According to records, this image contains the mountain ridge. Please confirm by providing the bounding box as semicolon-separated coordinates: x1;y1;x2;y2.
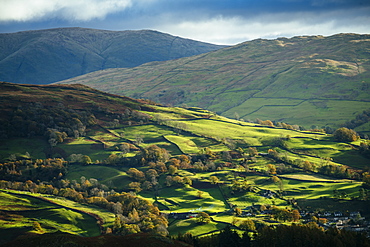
57;33;370;130
0;27;225;84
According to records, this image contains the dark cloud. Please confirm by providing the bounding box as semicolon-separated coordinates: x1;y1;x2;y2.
0;0;369;44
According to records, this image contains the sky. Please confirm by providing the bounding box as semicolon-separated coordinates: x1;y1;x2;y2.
0;0;369;45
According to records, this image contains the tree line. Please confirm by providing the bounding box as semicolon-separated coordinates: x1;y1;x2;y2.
173;223;370;247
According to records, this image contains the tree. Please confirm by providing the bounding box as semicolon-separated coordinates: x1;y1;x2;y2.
106;153;120;165
146;169;158;180
196;212;211;224
302;160;315;172
248;147;258;157
271;175;280;183
168;165;178;175
267;164;277;175
141;181;152;191
196;190;204;198
239;219;256;231
292;209;300;222
121;223;140;235
120;143;130;154
128;182;142;193
234;207;242;216
183;176;192;185
334;127;359;142
165;176;173;187
144;145;170;162
112;202;123;214
127;168;145;181
172;176;183;185
210;176;219;184
32;221;43;232
149;161;167;174
81;155;92;165
218;226;241;247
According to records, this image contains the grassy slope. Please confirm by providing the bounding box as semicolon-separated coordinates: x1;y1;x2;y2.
1;83;369;238
58;33;370;129
0;189;116;244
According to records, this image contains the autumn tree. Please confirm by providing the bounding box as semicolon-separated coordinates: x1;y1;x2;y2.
234;207;242;216
210;176;219;184
334;127;359;142
143;145;170;163
196;212;211;224
146;169;158;180
267;164;277;175
178;154;191;168
120;143;131;154
292;209;300;222
127;168;145;181
248;147;258;157
128;182;142;193
168;165;178;175
196;190;204;198
149;161;167;174
183;176;192;186
32;221;44;232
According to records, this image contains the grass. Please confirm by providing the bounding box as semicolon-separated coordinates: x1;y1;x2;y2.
66;165;130;191
1;190;115;228
234;100;370;130
1;83;369;239
168;218;227;236
0;190;108;243
273;177;361;200
153;185;228;213
0;137;47;162
164;135;199;154
181;118;320;146
58;137;110;161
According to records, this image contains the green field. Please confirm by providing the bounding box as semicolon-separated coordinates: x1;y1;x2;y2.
0;138;47;161
228;99;370;129
0;190;114;244
1;82;369;241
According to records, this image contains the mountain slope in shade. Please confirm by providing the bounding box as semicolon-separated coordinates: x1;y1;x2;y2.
0;27;225;84
3;232;191;247
58;33;370;130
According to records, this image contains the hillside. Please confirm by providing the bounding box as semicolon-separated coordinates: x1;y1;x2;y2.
2;232;190;247
58;33;370;131
0;28;224;84
0;82;370;245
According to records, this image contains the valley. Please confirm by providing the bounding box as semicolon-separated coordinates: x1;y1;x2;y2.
0;82;369;246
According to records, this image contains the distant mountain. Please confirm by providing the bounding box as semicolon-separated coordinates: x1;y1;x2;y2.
58;33;370;130
0;28;225;84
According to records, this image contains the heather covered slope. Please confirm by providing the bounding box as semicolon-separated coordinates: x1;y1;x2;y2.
58;33;370;130
0;28;224;84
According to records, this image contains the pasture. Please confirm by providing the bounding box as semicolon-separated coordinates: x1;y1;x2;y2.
0;190;109;244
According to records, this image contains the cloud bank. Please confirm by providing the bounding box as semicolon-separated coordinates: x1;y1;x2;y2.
0;0;132;22
0;0;369;44
156;8;370;44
